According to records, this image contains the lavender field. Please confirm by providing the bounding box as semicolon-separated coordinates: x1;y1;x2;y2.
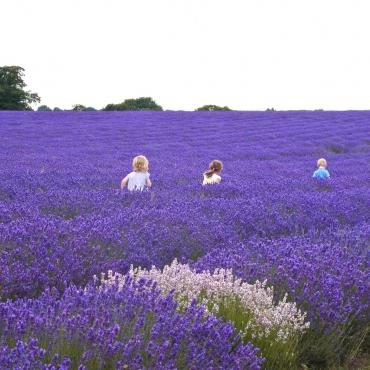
0;111;369;369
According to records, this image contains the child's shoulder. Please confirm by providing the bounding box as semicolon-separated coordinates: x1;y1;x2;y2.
130;171;149;177
313;168;330;178
128;171;135;177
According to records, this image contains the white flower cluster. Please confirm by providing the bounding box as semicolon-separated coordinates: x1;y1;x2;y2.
100;259;309;341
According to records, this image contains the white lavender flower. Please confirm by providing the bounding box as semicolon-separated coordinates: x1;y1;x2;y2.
100;259;309;342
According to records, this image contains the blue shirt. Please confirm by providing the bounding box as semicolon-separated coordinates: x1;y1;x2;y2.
313;167;330;179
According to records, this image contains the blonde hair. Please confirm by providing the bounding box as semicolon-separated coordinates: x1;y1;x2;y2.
132;155;149;172
204;159;223;178
317;158;327;168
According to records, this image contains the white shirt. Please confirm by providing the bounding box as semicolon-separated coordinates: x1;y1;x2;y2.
203;173;221;185
127;171;150;191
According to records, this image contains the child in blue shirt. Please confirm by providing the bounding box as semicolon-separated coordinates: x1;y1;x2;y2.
313;158;330;179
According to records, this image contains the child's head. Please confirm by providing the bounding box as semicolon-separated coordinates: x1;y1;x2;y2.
209;160;223;172
317;158;327;168
132;155;149;172
205;159;223;177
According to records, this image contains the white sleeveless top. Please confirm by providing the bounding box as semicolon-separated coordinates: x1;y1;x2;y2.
203;173;221;185
127;171;150;191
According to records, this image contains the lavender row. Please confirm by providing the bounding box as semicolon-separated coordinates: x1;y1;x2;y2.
0;111;369;368
0;279;263;369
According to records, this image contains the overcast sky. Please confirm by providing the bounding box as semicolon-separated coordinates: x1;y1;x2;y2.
2;0;370;110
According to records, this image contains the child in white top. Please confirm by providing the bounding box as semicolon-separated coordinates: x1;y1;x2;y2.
121;155;152;191
202;160;223;185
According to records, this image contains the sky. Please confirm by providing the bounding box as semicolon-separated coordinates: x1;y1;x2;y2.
2;0;370;110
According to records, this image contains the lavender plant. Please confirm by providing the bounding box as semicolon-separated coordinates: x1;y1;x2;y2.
101;260;309;369
0;110;369;368
0;280;263;369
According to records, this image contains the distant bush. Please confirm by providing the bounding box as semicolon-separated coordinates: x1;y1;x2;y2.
103;97;163;111
53;107;63;111
72;104;87;111
37;105;52;111
196;105;231;111
266;107;276;112
71;105;97;112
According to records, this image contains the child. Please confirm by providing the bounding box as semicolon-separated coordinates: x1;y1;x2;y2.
313;158;330;180
203;160;223;185
121;155;152;191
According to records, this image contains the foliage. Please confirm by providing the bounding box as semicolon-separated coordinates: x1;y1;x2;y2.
37;105;52;111
103;97;163;111
72;104;87;111
0;66;40;110
71;105;98;112
196;104;231;111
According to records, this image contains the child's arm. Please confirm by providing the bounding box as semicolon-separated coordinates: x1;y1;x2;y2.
120;175;129;189
146;177;152;188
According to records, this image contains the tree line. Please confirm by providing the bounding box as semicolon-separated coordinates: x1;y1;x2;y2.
1;65;273;112
38;102;232;112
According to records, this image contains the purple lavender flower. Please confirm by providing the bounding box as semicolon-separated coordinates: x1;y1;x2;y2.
0;281;264;369
0;110;369;367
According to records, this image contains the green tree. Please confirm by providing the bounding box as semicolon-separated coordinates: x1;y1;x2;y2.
72;104;87;111
71;104;96;111
37;105;52;111
0;66;40;110
53;107;63;111
195;105;231;111
103;97;162;111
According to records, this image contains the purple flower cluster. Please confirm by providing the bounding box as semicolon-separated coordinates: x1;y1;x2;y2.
0;338;71;369
0;280;263;369
0;111;369;366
